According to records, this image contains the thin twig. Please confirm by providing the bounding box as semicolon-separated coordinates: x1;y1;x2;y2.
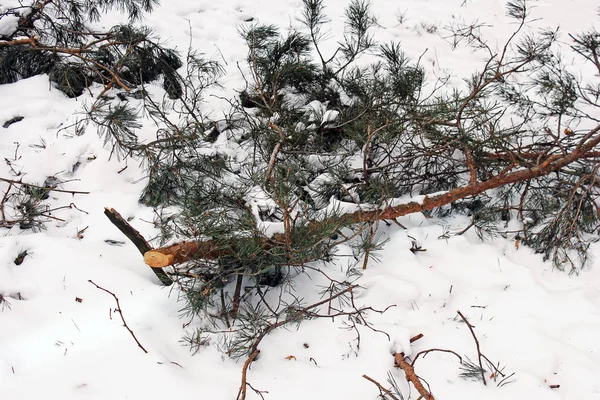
363;374;401;400
88;280;148;353
411;348;463;367
456;310;486;385
0;177;89;195
231;274;244;320
235;285;359;400
246;382;267;400
248;285;357;355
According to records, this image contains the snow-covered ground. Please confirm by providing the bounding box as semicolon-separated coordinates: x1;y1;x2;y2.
1;0;600;399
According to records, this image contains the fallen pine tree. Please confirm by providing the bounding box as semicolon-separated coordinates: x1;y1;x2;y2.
93;0;600;369
95;1;600;397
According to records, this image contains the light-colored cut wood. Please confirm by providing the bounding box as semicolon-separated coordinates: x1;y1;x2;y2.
144;251;175;268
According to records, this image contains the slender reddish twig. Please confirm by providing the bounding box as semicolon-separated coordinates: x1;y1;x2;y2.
236;350;260;400
410;333;424;343
235;285;359;400
88;280;148;354
363;374;401;400
456;310;486;385
411;348;463;367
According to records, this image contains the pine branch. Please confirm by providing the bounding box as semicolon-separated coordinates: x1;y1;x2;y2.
142;123;600;267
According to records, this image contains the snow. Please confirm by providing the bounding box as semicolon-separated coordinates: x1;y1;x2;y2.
1;0;600;399
303;100;340;126
0;14;17;37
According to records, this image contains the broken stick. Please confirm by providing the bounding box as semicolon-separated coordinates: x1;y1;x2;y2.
104;207;173;286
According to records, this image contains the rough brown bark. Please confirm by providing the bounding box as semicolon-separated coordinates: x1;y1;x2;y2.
394;353;435;400
142;124;600;267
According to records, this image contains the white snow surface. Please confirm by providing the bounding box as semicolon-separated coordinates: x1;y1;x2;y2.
0;14;17;36
1;1;600;399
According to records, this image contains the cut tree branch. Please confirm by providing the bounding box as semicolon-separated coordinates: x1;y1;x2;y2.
362;374;401;400
104;207;173;286
142;124;600;267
